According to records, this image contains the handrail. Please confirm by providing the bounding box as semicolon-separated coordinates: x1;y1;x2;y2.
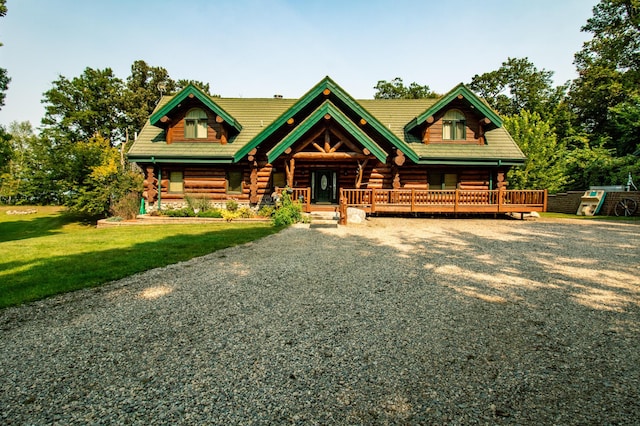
340;188;547;214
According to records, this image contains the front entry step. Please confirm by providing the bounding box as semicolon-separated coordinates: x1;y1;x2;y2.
309;211;339;228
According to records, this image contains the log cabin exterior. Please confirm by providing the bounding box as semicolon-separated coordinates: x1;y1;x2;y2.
127;77;546;217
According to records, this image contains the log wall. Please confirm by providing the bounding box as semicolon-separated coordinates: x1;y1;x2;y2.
423;100;484;145
146;163;505;205
167;110;226;144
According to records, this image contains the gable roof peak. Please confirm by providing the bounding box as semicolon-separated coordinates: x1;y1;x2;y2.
404;83;502;134
149;83;242;132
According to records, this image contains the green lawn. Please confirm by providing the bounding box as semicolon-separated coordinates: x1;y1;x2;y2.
540;212;640;220
0;206;282;308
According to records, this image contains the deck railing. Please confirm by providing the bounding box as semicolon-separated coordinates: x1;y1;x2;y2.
340;188;547;217
277;187;311;212
282;187;547;219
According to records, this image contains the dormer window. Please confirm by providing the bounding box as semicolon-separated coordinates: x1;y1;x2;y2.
184;108;208;139
442;109;466;140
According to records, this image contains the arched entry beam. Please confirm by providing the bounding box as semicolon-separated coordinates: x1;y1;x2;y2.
266;100;388;164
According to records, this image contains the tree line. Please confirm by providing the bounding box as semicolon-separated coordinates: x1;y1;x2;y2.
0;0;638;216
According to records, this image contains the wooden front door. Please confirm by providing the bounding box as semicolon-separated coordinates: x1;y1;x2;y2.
314;170;337;203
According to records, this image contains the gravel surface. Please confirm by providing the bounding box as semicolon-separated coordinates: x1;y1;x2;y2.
1;218;639;425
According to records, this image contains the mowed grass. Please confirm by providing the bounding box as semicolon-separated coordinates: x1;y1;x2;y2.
540;212;640;220
0;206;281;308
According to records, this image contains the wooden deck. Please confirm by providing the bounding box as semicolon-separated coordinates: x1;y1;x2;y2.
286;187;547;222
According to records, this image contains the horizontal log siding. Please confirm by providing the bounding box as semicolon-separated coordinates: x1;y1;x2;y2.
152;163;499;205
168;110;225;143
424;100;483;145
400;167;428;189
458;169;491;190
159;167;249;201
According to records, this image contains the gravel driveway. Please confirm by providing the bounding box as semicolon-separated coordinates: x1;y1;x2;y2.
1;218;639;425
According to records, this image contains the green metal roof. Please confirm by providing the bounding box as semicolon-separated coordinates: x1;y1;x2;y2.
266;100;388;163
128;77;525;165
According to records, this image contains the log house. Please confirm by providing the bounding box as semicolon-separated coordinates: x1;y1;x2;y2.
129;77;545;216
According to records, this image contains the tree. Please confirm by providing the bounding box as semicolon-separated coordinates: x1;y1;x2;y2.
504;110;568;193
569;0;640;155
0;125;11;174
0;122;62;205
174;79;211;95
122;62;214;138
469;57;566;119
62;134;142;217
41;67;126;146
373;77;438;99
0;0;10;110
123;60;176;136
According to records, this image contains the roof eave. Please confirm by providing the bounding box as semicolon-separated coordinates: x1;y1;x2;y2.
126;154;235;164
416;158;525;166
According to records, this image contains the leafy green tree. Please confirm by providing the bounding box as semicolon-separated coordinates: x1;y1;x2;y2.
122;61;216;138
609;93;640;154
373;77;438;99
569;0;640;155
0;122;31;203
0;125;11;175
174;79;212;95
1;122;62;205
123;60;176;136
470;57;566;119
504;110;568;193
64;134;142;217
0;0;10;110
41;67;126;145
564;145;626;190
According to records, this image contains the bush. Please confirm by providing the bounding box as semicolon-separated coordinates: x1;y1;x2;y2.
162;208;194;217
185;194;212;212
196;209;223;218
237;207;255;218
109;192;141;220
226;199;238;212
271;191;302;226
221;210;239;222
257;206;275;217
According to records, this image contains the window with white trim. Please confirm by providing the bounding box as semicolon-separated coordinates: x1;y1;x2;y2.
442;109;466;140
184;108;208;139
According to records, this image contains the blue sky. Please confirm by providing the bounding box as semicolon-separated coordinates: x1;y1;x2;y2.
0;0;598;129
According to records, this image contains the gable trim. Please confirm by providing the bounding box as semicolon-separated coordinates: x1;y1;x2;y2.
150;84;242;132
266;100;388;163
405;83;502;134
234;76;419;163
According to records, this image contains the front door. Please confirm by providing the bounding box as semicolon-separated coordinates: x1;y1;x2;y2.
314;170;337;203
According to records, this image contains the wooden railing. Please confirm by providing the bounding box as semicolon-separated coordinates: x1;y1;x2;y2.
277;187;311;212
278;187;547;220
340;188;547;218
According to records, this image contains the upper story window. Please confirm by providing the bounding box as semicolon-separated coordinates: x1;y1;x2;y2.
184;108;208;139
442;109;466;140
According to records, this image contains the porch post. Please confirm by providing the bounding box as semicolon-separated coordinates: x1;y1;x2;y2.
285;158;295;188
371;189;376;213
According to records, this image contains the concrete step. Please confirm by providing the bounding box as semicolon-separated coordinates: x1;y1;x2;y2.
309;211;339;228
